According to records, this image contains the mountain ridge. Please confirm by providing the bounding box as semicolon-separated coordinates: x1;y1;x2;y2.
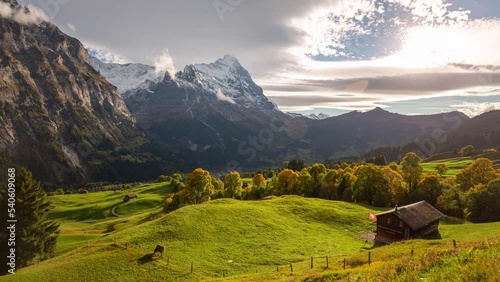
0;15;177;184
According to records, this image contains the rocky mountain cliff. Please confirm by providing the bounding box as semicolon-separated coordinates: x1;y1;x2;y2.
0;5;170;184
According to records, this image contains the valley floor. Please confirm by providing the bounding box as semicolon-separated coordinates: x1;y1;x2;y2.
2;182;499;281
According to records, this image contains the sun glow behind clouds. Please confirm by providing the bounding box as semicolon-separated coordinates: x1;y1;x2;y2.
386;20;500;68
263;0;500;115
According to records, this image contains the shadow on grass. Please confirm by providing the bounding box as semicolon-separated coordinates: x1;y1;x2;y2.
137;254;154;264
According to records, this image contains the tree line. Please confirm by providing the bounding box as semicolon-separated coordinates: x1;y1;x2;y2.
162;151;500;223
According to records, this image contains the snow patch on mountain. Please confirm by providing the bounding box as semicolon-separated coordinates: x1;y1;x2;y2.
286;112;332;120
89;56;163;94
215;88;235;104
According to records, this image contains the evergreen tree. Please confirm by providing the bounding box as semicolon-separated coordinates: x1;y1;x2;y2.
11;168;59;269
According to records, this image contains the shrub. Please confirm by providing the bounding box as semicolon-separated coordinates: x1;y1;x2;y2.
156;175;171;183
78;188;89;194
54;188;64;195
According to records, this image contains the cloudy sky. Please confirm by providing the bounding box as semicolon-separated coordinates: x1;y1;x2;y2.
16;0;500;116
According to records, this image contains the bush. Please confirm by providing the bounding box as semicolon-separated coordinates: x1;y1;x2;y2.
164;192;182;212
156;175;171;183
78;188;89;194
54;188;65;195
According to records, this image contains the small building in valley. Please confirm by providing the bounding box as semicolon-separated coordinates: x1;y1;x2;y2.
374;201;444;245
123;193;137;202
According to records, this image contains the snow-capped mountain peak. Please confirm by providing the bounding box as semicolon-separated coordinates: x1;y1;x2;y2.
89;56;163;94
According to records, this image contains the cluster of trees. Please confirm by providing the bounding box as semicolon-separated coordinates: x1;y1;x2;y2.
162;151;500;223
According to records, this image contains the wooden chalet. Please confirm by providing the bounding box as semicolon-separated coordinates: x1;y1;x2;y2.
374;201;444;245
123;193;137;202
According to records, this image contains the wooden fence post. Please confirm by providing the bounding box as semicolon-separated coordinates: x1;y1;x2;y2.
290;262;293;272
368;252;371;265
411;250;414;255
311;257;314;269
453;239;457;249
326;256;329;269
191;262;193;274
343;258;346;270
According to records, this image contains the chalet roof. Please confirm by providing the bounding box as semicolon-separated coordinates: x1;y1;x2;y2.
376;201;445;230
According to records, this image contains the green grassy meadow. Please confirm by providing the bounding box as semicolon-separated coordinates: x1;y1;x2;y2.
2;176;499;281
421;152;500;177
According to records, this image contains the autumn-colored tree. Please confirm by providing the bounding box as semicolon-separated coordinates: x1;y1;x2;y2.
436;185;461;217
339;171;357;201
401;152;423;192
463;179;500;222
383;167;407;205
249;173;268;199
181;168;214;204
295;169;313;196
388;162;400;174
211;178;225;199
434;163;449;177
224;171;243;199
306;163;327;197
252;174;266;188
352;164;391;207
456;158;496;191
275;169;299;195
266;175;279;195
171;173;184;192
408;173;443;205
459;145;475;156
287;159;306;171
320;169;340;200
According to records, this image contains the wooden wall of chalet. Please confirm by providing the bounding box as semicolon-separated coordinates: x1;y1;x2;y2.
376;214;411;244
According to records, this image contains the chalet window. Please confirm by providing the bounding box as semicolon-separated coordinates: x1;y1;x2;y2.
399;220;404;227
386;217;392;224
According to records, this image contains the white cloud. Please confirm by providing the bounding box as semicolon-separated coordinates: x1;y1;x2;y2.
256;0;500;114
215;88;235;104
154;49;177;77
0;3;49;25
452;102;500;117
67;23;76;32
86;46;129;64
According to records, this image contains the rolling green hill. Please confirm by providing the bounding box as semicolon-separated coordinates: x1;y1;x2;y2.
421;152;500;177
4;195;384;281
3;184;499;281
47;182;173;256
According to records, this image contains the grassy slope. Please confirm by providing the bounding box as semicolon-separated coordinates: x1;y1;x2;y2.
5;196;384;281
3;183;499;281
421;152;500;177
48;182;172;256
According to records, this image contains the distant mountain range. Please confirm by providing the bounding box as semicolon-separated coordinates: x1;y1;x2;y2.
1;4;499;184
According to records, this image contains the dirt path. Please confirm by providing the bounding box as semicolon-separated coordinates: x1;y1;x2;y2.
111;206;122;217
